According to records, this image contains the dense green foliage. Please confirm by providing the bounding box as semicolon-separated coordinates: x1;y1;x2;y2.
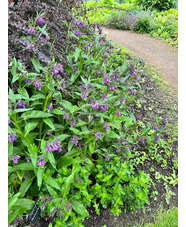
135;0;178;11
84;1;178;48
8;0;178;226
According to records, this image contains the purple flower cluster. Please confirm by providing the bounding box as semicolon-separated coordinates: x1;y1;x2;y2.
37;17;44;24
53;64;64;75
105;156;111;162
33;78;42;89
81;91;88;99
103;122;110;131
162;118;168;127
8;133;17;142
28;28;35;34
116;111;121;116
17;100;26;109
63;113;70;120
109;84;117;91
70;119;76;128
103;75;110;83
47;131;53;137
43;34;50;41
116;147;121;153
120;98;126;105
154;135;160;143
8;119;11;126
71;135;81;146
94;131;102;141
9;155;20;164
46;139;62;153
38;156;46;166
101;92;107;100
47;103;53;110
74;20;86;28
75;31;81;37
25;79;31;84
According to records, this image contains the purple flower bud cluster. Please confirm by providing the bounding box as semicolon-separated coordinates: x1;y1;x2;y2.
8;119;11;126
70;119;76;128
33;78;42;89
154;135;160;143
103;122;110;131
100;105;108;111
25;79;31;84
101;92;107;100
103;75;110;83
47;131;53;137
9;155;21;164
47;103;53;110
71;135;81;146
43;34;50;41
38;156;46;166
94;131;102;141
63;113;70;120
162;118;168;127
109;84;117;91
81;91;89;99
46;139;62;153
17;100;26;109
28;28;35;34
120;98;126;105
26;157;31;163
116;147;121;153
116;111;121;116
37;17;44;24
8;133;17;142
53;64;64;75
105;156;111;162
74;20;86;28
75;31;81;37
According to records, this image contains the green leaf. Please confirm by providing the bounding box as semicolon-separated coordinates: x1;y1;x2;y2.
57;156;74;168
9;88;15;102
31;58;42;73
46;185;58;198
41;139;47;155
64;148;81;158
36;24;49;37
70;127;81;135
8;192;21;211
13;198;35;211
17;88;29;100
54;134;70;142
47;152;56;169
69;199;89;217
43;118;55;130
19;177;34;197
8;209;20;224
14;108;34;113
37;167;43;189
107;131;120;139
28;145;38;167
8;142;13;157
43;173;60;190
25;121;39;136
29;94;45;101
140;123;152;136
21;110;52;119
12;74;20;83
9;163;35;173
62;173;74;197
61;100;72;110
53;109;65;115
71;74;79;84
74;48;81;61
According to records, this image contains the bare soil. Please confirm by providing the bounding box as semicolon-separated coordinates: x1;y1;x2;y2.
102;27;178;97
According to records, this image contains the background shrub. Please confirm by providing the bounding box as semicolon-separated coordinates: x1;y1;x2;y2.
134;0;178;11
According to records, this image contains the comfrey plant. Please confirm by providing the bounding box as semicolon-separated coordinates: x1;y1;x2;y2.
8;11;166;226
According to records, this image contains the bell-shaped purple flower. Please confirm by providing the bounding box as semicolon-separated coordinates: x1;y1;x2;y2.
37;17;44;24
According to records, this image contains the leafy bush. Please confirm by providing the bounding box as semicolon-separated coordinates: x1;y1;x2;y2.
134;0;178;11
135;11;152;33
8;1;169;226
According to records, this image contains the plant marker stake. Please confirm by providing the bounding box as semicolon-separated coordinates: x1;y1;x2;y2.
26;199;41;225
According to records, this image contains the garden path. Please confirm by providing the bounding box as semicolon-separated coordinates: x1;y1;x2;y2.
102;27;178;97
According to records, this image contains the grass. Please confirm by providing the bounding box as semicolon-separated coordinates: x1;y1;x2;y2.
143;206;178;227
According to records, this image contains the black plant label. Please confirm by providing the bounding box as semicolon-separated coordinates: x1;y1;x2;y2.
27;200;41;225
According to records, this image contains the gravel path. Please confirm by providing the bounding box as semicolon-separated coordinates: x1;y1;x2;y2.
102;27;178;96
